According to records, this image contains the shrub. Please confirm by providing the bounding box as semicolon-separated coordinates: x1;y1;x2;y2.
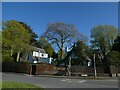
2;55;14;63
107;51;120;66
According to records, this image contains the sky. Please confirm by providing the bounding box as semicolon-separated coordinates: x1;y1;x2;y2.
2;2;118;40
2;0;120;2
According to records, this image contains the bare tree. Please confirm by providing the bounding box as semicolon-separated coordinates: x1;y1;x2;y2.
44;22;87;60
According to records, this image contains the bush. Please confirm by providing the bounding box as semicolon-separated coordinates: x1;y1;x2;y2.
107;51;120;66
2;55;14;63
53;59;62;66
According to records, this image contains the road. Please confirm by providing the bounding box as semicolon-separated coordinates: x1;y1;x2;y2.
2;72;119;89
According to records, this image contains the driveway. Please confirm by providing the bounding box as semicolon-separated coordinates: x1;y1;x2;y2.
2;72;119;89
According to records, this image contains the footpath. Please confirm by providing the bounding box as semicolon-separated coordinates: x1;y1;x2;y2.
2;72;119;80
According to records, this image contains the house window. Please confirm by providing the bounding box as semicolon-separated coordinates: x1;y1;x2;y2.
42;54;44;57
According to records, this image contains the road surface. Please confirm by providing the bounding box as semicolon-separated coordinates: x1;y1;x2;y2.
2;72;119;88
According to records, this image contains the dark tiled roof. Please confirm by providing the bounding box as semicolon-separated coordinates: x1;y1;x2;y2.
33;46;46;53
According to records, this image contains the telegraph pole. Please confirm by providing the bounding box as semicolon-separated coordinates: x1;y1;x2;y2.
93;54;97;78
68;56;71;76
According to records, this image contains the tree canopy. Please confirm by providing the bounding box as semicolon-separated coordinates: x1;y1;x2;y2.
71;40;92;65
107;51;120;66
90;25;118;61
2;20;32;62
2;20;119;66
18;22;39;46
112;36;120;52
38;36;54;57
44;22;87;60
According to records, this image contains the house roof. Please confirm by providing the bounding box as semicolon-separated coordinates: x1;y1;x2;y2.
33;46;46;53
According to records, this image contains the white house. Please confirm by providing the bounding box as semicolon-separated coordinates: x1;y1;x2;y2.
25;47;52;64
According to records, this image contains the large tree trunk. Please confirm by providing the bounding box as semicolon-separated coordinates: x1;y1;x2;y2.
60;49;63;60
60;39;64;60
16;51;20;62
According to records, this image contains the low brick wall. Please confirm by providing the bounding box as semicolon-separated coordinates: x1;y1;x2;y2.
2;62;120;77
35;64;56;75
2;62;57;75
17;63;30;74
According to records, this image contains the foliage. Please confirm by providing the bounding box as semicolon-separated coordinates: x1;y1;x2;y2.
19;22;39;46
2;54;14;63
63;40;92;66
53;59;62;66
112;36;120;52
38;36;54;57
2;20;32;62
107;36;120;66
52;51;58;59
57;50;65;59
74;40;90;57
72;40;92;65
0;31;2;63
90;25;118;65
106;51;120;66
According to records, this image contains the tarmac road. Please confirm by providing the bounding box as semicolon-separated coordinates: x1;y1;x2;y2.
2;72;119;89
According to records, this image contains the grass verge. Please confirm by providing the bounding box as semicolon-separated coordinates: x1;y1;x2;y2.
1;81;44;90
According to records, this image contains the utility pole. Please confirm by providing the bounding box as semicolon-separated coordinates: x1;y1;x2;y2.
68;56;71;76
93;54;97;78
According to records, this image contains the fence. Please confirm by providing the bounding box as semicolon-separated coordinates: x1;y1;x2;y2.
2;62;30;74
2;62;120;77
2;62;57;75
71;65;120;77
71;65;111;76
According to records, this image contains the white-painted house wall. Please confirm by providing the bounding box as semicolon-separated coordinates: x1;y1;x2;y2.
25;47;53;64
33;51;48;58
32;51;53;64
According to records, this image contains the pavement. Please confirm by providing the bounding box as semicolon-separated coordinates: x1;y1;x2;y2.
2;72;119;89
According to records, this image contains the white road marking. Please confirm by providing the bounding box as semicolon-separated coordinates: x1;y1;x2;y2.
67;81;72;82
61;79;66;82
61;79;86;83
78;80;86;83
